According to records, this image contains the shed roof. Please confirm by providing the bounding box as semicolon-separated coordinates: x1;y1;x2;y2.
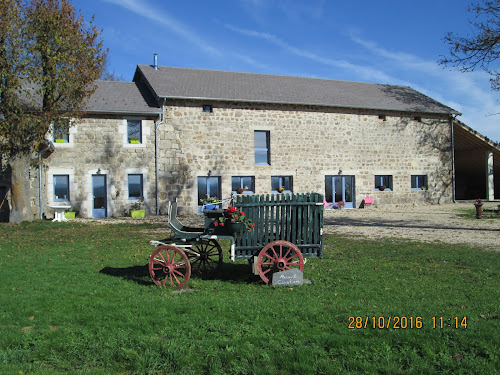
85;80;160;115
135;64;460;115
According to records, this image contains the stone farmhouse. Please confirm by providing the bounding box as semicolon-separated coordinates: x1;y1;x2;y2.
1;60;498;220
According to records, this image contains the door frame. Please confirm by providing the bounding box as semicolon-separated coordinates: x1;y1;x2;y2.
326;175;355;209
92;174;107;218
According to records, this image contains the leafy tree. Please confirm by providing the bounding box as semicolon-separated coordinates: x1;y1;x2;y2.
440;0;500;91
0;0;106;222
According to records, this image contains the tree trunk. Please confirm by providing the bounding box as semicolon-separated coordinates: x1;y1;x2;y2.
9;153;34;223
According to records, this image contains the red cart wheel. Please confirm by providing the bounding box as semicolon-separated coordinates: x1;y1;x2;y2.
149;245;191;288
257;240;304;284
186;240;223;278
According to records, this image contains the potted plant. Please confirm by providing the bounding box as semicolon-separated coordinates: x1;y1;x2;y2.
200;196;219;209
129;136;140;144
278;187;285;193
213;206;255;234
236;188;245;194
378;185;386;191
474;198;483;219
130;197;145;217
337;200;345;209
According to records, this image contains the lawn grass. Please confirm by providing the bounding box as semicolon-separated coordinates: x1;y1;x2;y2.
0;221;498;374
458;207;500;220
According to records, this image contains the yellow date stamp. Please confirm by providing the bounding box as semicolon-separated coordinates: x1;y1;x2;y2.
348;316;467;329
348;316;423;329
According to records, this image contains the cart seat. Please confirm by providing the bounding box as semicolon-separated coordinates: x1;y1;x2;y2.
168;201;204;237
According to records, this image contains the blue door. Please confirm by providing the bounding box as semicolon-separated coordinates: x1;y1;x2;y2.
92;175;107;218
326;175;355;208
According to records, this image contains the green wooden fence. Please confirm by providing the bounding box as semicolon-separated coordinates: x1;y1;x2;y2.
232;193;324;260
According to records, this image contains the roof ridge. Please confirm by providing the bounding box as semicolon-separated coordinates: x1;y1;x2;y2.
136;64;404;87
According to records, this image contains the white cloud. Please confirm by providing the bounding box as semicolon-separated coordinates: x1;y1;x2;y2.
225;24;397;83
102;0;220;56
349;34;500;141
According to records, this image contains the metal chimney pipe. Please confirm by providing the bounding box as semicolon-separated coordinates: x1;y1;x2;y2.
153;53;158;70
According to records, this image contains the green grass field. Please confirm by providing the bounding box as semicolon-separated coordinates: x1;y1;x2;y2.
0;220;498;374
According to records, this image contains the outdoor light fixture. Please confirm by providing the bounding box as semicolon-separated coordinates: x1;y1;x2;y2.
207;170;212;177
338;169;343;175
96;168;102;175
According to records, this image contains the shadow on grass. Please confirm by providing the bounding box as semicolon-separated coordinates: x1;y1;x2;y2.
100;264;153;286
99;261;262;286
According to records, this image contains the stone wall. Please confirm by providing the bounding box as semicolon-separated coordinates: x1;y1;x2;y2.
36;101;453;218
159;101;453;214
41;115;157;218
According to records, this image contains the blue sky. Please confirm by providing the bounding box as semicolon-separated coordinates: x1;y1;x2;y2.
72;0;500;141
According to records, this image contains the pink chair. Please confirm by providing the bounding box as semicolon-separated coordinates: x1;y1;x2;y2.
361;197;373;208
323;198;335;209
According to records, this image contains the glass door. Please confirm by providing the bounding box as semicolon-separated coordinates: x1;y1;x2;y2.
325;175;355;208
92;175;107;218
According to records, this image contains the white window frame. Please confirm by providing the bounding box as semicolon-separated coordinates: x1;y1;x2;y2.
124;168;149;202
47;168;76;205
50;119;77;148
120;118;148;148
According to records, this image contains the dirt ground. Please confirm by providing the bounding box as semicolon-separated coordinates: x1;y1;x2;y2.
323;202;499;251
78;202;499;252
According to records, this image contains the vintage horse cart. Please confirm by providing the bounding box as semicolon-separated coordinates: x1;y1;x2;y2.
148;193;324;288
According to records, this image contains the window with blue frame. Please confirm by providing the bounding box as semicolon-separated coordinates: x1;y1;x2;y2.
271;176;293;193
127;120;142;144
232;176;255;194
53;175;70;201
197;176;221;205
254;131;270;165
53;119;69;143
202;105;213;113
411;175;428;190
375;175;393;191
128;174;143;198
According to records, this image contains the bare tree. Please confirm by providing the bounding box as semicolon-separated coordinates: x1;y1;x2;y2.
440;0;500;91
100;54;126;81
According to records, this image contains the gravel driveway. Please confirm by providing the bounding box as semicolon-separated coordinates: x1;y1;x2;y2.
323;202;499;251
81;202;499;251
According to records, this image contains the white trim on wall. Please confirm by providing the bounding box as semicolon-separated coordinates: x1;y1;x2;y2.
119;118;150;148
46;168;76;205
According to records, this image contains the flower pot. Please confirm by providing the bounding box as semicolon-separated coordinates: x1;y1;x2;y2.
131;210;145;218
55;139;65;143
64;211;76;219
204;204;216;210
227;221;247;234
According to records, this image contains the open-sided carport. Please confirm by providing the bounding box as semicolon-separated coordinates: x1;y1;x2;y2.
454;120;500;201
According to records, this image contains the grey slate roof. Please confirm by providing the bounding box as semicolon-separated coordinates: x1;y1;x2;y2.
85;80;160;115
135;64;459;115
